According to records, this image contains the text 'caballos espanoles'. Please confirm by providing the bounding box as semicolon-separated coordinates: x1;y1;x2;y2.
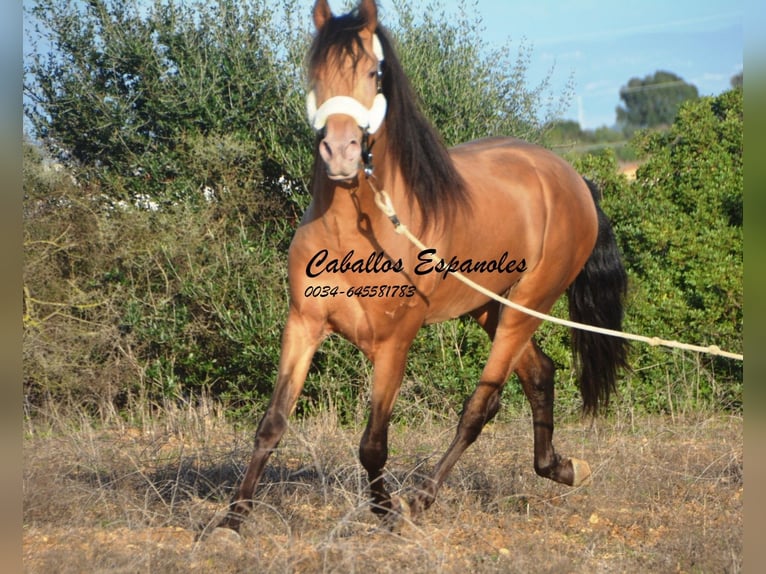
305;249;526;280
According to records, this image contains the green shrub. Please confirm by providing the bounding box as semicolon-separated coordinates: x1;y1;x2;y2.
24;145;276;413
23;0;742;421
574;89;743;413
25;0;312;211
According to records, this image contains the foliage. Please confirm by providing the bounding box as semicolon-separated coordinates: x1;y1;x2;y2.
23;0;742;421
23;136;291;415
616;70;699;135
24;0;312;210
575;88;743;412
542;119;636;162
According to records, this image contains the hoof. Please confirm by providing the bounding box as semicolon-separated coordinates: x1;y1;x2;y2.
570;457;592;487
380;495;411;534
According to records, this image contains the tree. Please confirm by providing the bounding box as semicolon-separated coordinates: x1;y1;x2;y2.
542;119;584;148
390;0;573;146
24;0;312;211
616;70;698;135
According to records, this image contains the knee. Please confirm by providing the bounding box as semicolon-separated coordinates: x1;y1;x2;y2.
484;391;502;423
458;400;489;443
461;386;502;432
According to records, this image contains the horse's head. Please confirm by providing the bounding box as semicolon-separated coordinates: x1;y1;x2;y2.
307;0;386;181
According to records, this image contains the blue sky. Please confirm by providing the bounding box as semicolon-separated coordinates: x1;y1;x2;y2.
368;0;744;129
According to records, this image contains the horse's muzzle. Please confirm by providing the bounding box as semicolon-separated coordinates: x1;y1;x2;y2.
318;119;364;180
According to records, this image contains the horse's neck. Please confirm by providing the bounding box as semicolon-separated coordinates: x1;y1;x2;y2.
311;177;381;230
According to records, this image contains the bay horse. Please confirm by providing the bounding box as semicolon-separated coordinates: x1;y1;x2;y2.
217;0;628;533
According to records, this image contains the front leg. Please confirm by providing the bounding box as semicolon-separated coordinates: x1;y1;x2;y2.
217;309;325;533
358;340;412;519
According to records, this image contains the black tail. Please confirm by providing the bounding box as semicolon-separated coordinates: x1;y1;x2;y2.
567;179;629;414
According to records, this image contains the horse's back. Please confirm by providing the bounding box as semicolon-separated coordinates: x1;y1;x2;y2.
449;135;596;236
450;136;584;189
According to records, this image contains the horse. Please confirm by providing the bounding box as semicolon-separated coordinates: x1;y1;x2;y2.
216;0;628;534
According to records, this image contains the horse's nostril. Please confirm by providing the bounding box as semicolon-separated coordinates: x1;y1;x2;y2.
320;139;334;160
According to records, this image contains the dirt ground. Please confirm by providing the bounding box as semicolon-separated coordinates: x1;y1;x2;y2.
23;407;742;573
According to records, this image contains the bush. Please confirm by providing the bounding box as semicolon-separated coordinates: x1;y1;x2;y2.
23;0;741;421
25;0;312;211
23;137;291;415
574;89;743;413
24;0;574;420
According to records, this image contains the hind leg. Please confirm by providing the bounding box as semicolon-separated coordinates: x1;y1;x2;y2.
515;340;591;487
408;303;542;516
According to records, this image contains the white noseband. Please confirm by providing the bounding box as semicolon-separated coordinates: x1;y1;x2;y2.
306;34;387;134
306;92;387;134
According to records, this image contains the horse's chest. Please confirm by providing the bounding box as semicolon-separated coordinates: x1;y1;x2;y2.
328;293;420;354
289;241;423;355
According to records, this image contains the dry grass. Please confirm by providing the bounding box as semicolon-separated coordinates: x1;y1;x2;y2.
23;401;742;573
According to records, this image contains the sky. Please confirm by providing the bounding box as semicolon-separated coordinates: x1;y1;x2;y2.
368;0;745;129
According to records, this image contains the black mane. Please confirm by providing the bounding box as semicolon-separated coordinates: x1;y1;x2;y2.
308;12;471;229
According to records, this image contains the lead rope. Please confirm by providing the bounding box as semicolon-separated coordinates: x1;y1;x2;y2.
367;177;743;361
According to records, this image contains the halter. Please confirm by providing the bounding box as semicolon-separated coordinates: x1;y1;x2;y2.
306;34;387;136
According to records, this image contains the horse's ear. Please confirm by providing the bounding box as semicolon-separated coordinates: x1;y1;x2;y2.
358;0;378;32
313;0;332;30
